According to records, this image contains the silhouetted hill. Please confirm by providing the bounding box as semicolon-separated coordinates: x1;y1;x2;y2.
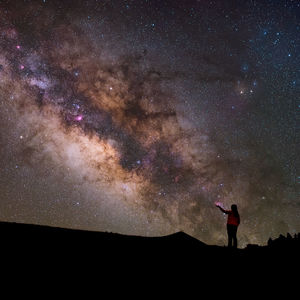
0;221;299;274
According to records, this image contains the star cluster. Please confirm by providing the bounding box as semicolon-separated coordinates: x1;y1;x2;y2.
0;0;298;247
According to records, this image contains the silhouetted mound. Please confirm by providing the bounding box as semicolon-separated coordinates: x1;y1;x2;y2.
0;221;299;271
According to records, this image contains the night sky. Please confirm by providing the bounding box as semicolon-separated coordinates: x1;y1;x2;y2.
0;0;299;247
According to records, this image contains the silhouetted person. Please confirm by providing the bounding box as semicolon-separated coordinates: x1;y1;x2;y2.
216;203;240;248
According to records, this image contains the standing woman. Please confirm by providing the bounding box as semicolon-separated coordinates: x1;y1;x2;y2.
216;203;240;248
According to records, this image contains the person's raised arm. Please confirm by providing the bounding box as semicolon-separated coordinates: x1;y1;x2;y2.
215;203;228;214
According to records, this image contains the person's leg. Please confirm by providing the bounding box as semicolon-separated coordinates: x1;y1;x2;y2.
232;226;238;248
227;224;232;247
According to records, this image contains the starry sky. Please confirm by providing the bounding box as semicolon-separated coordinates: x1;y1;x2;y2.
0;0;299;247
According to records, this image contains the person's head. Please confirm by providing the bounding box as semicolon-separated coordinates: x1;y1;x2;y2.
231;204;239;216
231;204;238;211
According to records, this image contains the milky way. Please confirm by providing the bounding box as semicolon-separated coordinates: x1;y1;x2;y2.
0;0;299;247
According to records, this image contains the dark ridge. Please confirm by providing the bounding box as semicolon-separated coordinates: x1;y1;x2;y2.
0;221;299;274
